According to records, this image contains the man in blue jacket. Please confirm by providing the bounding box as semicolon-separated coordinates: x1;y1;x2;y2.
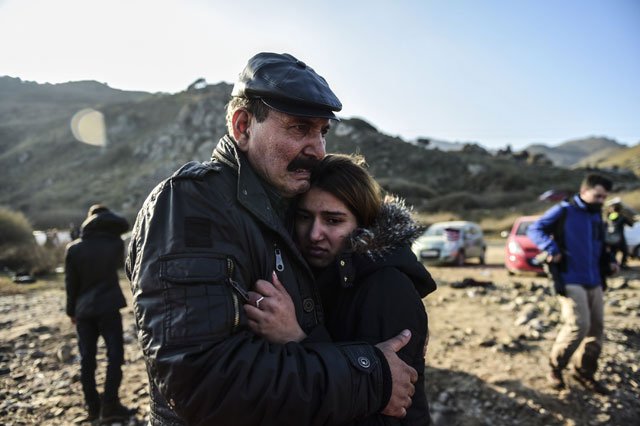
527;174;618;394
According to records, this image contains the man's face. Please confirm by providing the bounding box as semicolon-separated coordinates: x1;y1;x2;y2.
238;110;330;197
580;184;609;205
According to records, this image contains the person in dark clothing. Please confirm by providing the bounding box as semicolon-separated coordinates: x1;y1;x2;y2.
245;154;437;425
126;53;417;426
65;204;133;422
606;204;633;268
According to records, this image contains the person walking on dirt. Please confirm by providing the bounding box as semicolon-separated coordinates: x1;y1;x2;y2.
527;174;618;394
605;204;632;268
65;204;134;422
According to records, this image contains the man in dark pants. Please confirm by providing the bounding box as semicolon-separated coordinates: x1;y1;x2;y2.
127;52;417;426
65;204;134;422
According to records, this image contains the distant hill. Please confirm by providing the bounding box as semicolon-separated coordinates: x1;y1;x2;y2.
1;76;638;228
411;137;470;151
579;143;640;177
523;136;627;168
0;76;152;154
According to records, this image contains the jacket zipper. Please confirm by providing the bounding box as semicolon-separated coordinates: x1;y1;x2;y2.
274;246;284;272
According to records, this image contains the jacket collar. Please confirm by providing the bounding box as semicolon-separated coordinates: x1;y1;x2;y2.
573;193;587;210
335;196;425;288
212;135;311;273
348;196;424;258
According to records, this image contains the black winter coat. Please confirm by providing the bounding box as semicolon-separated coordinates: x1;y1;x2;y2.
65;211;129;318
318;198;437;426
126;136;390;426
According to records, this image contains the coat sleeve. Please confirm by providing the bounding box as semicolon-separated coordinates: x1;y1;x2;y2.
353;268;429;425
526;204;565;255
64;246;79;317
355;268;427;371
126;177;386;426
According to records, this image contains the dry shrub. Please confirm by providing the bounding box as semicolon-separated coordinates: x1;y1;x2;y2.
378;178;437;200
0;206;34;246
0;206;62;275
415;211;462;226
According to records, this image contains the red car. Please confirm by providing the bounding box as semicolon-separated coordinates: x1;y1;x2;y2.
505;215;544;275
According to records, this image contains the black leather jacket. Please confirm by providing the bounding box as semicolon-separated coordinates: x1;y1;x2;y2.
126;136;389;426
65;211;129;318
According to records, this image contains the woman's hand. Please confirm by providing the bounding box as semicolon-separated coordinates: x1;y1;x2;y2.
244;271;307;344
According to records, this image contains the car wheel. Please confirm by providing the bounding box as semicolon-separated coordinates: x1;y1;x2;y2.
479;248;486;265
455;251;465;266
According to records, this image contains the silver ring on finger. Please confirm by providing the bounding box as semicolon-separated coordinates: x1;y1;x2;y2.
256;296;265;309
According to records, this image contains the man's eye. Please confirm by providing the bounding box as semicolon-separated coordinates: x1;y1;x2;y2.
292;125;308;133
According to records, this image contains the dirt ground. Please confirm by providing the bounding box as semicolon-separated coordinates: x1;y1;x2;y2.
0;241;638;425
424;241;640;426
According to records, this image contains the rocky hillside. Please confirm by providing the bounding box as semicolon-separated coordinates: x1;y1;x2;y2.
577;143;640;176
1;78;638;229
523;137;628;168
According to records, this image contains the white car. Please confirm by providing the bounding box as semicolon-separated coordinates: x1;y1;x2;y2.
412;221;486;266
625;222;640;258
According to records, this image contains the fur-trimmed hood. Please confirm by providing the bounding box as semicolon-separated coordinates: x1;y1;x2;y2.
328;196;436;298
348;195;424;259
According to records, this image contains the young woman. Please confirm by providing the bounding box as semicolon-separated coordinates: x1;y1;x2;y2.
244;154;436;425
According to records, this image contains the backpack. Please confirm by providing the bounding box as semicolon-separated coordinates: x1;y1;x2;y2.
604;226;621;246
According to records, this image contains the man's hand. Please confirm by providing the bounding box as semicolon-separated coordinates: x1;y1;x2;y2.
547;252;562;263
609;262;620;276
376;330;417;418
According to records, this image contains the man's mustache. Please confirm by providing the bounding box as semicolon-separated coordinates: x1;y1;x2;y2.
287;156;319;172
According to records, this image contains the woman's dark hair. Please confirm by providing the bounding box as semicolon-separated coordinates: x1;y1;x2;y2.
309;154;382;227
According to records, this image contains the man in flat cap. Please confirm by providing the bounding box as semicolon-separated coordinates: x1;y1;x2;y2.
127;52;418;426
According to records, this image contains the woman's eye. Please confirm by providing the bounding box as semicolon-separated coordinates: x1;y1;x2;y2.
327;218;344;225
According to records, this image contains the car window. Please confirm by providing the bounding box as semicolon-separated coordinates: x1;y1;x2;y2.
516;221;533;236
425;224;454;236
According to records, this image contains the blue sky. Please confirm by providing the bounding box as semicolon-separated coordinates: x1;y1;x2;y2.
1;0;638;149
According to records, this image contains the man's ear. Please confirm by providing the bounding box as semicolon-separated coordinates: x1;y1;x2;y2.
232;109;251;152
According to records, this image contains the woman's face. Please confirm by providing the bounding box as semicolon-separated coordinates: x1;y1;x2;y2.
295;187;358;268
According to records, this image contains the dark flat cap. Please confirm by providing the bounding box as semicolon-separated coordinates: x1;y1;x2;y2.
232;52;342;120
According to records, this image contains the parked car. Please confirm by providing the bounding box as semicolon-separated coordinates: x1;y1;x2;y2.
412;221;486;266
505;215;544;275
538;190;569;202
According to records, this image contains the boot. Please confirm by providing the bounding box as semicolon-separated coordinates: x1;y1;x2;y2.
100;401;135;423
572;368;610;395
87;400;101;422
548;366;565;390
